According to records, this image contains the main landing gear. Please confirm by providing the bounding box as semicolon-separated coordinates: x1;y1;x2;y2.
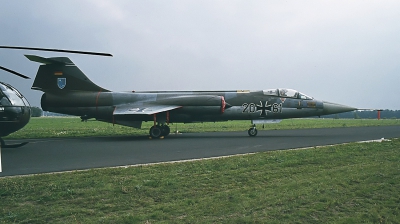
149;112;171;139
149;125;170;139
248;125;258;137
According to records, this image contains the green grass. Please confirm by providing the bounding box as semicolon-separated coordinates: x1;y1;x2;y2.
1;138;399;223
5;117;400;139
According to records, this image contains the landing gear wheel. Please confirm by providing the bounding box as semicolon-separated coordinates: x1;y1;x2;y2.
248;128;258;137
162;125;170;136
149;126;163;138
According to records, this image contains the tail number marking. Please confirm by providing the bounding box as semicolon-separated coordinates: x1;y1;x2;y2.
242;101;282;115
271;103;283;113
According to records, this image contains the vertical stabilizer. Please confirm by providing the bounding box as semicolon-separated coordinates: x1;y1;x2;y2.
27;55;109;93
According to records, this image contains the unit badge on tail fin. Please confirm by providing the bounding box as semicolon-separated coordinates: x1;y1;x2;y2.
57;78;66;89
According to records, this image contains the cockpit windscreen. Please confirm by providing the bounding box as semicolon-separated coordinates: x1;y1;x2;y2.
263;88;314;99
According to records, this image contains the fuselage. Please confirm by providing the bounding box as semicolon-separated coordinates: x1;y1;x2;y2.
40;88;355;128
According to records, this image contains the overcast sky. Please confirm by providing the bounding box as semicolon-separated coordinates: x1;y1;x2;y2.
1;0;399;110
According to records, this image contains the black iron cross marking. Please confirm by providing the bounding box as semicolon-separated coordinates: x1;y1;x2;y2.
256;101;272;117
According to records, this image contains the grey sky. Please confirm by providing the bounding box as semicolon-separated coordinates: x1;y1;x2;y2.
1;0;399;110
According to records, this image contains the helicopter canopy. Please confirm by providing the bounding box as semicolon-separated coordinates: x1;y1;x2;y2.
0;82;29;106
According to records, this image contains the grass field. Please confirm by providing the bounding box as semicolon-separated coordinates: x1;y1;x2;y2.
0;138;399;223
5;117;400;139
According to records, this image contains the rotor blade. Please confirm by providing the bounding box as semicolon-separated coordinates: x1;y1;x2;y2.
0;65;30;79
0;46;113;57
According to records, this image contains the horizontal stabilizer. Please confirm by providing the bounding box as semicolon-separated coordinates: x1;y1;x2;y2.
25;55;74;65
114;104;182;115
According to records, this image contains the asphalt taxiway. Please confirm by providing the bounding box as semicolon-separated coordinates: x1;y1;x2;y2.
1;126;399;177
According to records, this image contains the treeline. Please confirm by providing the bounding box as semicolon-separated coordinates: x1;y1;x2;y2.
31;107;42;117
31;107;71;117
321;110;400;119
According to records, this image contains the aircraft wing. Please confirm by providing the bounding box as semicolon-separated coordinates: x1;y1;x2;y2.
113;104;182;115
113;95;225;116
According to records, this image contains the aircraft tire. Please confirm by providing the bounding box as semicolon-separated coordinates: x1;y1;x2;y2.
149;126;163;138
248;128;258;137
162;125;170;136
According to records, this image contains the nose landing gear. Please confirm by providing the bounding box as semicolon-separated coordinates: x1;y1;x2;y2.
248;125;258;137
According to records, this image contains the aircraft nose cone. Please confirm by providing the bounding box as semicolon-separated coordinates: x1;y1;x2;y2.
322;101;357;115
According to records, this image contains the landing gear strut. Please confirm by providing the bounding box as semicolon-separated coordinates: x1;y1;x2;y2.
149;125;170;139
248;125;258;137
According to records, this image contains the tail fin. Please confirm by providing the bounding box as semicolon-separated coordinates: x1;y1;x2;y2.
27;55;109;93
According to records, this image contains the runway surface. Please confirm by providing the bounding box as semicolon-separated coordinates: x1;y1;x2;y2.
1;126;399;177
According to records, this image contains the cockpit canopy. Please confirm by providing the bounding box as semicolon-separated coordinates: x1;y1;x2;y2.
263;88;313;100
0;82;29;106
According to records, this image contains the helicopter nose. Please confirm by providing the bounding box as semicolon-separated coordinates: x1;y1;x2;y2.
322;101;357;115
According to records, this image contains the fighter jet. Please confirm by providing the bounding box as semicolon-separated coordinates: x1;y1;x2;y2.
25;54;356;138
